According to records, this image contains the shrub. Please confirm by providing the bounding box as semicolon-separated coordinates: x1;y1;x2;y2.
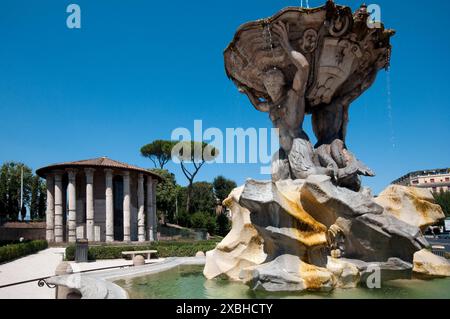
177;210;192;228
191;212;217;235
65;240;220;261
190;212;207;229
216;213;231;237
0;240;48;263
0;240;29;247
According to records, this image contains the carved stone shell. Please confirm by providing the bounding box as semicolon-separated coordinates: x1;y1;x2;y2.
224;2;395;113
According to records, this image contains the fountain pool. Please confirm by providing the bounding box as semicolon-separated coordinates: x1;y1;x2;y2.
116;265;450;299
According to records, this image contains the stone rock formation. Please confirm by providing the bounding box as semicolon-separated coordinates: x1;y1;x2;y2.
334;214;429;263
413;249;450;277
374;185;445;231
204;177;448;292
326;257;360;288
204;187;267;281
326;257;414;288
241;254;335;292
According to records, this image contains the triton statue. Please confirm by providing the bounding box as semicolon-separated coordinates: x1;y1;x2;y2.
224;1;394;191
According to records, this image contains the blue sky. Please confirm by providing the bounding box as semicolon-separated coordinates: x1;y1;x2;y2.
0;0;449;195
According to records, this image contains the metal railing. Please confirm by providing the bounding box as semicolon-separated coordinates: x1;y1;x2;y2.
431;246;446;258
0;263;138;290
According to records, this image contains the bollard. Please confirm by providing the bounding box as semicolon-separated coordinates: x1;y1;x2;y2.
54;262;73;299
195;251;205;258
133;255;145;266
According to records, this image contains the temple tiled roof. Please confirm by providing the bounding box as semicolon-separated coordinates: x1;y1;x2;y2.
36;157;162;181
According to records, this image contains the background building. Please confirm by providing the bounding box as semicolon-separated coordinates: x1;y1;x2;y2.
36;157;161;244
392;168;450;193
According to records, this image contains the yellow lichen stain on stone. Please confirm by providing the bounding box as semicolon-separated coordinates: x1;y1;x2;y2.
299;187;338;228
304;276;324;290
376;185;445;229
411;196;439;218
292;229;327;247
388;195;402;205
279;190;328;233
223;197;233;208
380;203;401;214
299;262;332;290
243;224;256;231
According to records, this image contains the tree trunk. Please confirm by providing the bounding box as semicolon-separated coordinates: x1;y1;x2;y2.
186;181;193;213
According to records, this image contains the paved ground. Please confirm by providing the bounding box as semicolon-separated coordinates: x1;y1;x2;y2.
0;248;160;299
0;248;66;299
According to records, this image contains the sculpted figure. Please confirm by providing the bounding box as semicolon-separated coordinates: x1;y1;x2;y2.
225;3;394;191
241;22;332;180
311;69;378;190
241;22;309;153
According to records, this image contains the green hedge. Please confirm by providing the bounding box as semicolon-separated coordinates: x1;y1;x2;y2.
0;240;26;247
65;240;220;261
0;240;48;264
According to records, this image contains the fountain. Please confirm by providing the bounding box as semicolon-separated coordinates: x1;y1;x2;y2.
204;1;450;293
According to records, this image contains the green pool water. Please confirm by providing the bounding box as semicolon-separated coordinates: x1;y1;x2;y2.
116;265;450;299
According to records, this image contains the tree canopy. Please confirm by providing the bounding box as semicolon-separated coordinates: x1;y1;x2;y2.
141;140;177;169
0;162;34;221
213;176;237;203
149;168;179;223
171;141;219;212
434;190;450;218
29;175;46;221
140;141;234;236
184;182;216;214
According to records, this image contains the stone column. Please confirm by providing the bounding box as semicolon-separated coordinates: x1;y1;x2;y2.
146;176;154;242
137;174;145;242
105;169;114;242
85;168;95;242
54;172;64;243
45;174;55;243
67;169;77;243
152;179;158;241
123;171;131;242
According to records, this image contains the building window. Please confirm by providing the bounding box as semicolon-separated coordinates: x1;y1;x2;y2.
412;181;419;184
430;179;435;183
446;177;450;182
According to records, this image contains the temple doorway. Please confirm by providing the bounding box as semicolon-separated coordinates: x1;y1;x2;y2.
113;176;124;241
